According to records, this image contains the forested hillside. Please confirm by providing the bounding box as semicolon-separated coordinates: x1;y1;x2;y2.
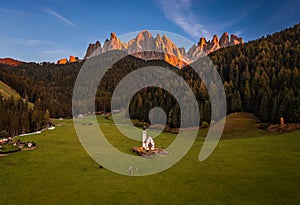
0;62;81;136
0;24;299;135
116;24;300;125
210;23;300;123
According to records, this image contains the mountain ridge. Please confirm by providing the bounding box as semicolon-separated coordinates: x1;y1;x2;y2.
84;30;244;67
0;23;299;126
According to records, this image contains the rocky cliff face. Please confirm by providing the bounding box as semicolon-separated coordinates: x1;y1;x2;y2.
127;31;188;67
229;34;243;46
57;58;68;64
57;55;79;64
186;33;244;61
84;41;101;59
128;30;154;53
84;31;243;67
219;32;230;48
102;32;127;53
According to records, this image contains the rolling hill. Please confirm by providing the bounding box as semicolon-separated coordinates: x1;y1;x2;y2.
0;80;34;108
0;80;21;99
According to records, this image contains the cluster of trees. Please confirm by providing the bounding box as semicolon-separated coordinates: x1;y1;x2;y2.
105;24;300;125
210;23;300;123
99;21;300;126
0;23;299;132
0;61;81;118
0;95;50;137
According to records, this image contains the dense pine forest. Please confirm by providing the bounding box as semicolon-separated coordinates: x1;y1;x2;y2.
0;95;50;137
210;24;300;123
0;23;299;135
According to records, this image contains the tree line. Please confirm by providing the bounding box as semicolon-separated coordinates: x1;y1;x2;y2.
210;23;300;123
0;23;299;133
0;94;50;137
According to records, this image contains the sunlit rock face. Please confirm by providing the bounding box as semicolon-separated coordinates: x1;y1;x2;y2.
84;31;243;68
229;34;244;46
186;33;244;61
57;56;78;64
57;58;68;64
69;55;77;63
220;32;230;48
84;41;101;59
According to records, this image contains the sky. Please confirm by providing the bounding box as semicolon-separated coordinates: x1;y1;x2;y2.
0;0;299;62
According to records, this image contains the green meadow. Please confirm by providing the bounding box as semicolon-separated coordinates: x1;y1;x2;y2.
1;113;300;204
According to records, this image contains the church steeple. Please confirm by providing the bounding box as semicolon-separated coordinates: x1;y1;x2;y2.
142;126;147;149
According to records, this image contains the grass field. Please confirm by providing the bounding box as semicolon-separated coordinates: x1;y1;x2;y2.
0;113;300;204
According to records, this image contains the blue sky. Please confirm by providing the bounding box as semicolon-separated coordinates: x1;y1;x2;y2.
0;0;299;62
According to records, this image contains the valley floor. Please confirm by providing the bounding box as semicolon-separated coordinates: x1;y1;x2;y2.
1;113;300;204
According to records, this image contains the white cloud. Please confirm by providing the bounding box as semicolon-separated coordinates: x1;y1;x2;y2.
158;0;211;39
44;8;79;28
43;49;69;54
21;39;51;46
233;30;243;37
0;7;18;13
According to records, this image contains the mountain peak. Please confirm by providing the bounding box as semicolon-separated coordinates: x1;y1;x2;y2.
136;30;154;43
222;32;229;37
198;37;207;48
84;30;243;67
162;34;169;39
212;35;219;44
84;41;102;59
220;32;230;48
137;30;153;38
230;34;244;45
110;32;117;40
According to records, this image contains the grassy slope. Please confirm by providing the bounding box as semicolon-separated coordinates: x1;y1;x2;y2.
0;80;20;99
0;80;34;108
0;114;299;204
